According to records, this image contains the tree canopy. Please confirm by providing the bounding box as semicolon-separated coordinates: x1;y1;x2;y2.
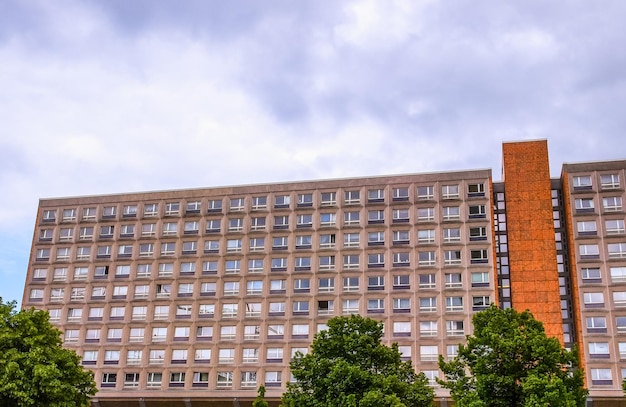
0;299;97;407
438;305;587;407
281;315;434;407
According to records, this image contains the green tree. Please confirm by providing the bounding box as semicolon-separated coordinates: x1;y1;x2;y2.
0;299;97;406
438;305;587;407
281;315;434;407
253;385;269;407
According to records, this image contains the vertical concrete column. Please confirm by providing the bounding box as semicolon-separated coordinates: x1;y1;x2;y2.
502;140;564;341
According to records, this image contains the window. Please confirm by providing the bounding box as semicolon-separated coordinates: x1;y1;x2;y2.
447;320;464;336
420;321;437;337
186;200;201;213
160;242;176;256
158;263;173;277
143;203;159;217
393;252;409;266
446;296;464;312
472;296;490;311
442;184;459;199
247;280;263;295
168;372;186;387
442;206;460;220
344;190;360;204
392;209;410;225
195;349;211;363
274;215;289;229
56;248;70;261
274;195;291;208
471;271;490;287
39;229;53;241
470;249;488;264
344;211;360;225
468;183;485;197
197;326;213;340
366;298;384;314
392;187;409;201
29;289;44;301
48;308;61;322
126;350;142;365
368;231;385;246
343;233;360;248
368;253;384;268
112;285;128;299
230;197;245;211
265;371;282;386
294;278;310;292
156;284;171;298
293;235;311;250
245;303;262;317
586;316;607;333
368;275;385;291
221;325;237;340
198;304;214;317
591;368;613;385
388;231;408;247
444;250;462;266
164;202;180;216
271;257;288;272
603;196;623;211
601;174;620;189
53;267;67;281
317;300;334;315
393;298;410;313
227;239;243;252
393;321;411;337
217;372;233;388
296;214;313;228
206;199;223;213
82;350;98;365
320;212;336;226
611;267;626;283
102;206;117;219
128;327;144;343
417;186;434;200
78;226;94;240
607;219;625;235
35;248;50;261
420;345;438;362
420;297;437;312
608;243;626;259
229;218;244;232
154;305;169;320
443;228;461;242
293;301;310;316
418;251;436;266
584;292;605;308
59;227;73;241
469;205;487;219
265;348;283;363
270;279;286;294
183;221;199;235
297;193;313;207
206;219;221;233
368;210;385;224
107;328;122;342
247;217;265;233
268;324;285;338
225;260;241;274
620;343;626;360
417;207;435;221
101;373;117;388
269;302;286;316
572;175;592;189
248;259;263;273
343;255;359;270
614;292;626;307
368;188;385;202
577;221;597;235
319;255;335;270
132;305;147;320
272;236;288;250
243;348;259;363
445;273;462;288
343;299;359;315
575;198;594;212
579;244;600;259
67;307;83;321
222;303;238;318
319;234;336;248
419;274;436;289
251;196;267;210
321;192;336;206
343;277;359;292
82;207;97;221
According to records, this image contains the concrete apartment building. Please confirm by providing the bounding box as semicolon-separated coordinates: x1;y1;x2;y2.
21;140;626;406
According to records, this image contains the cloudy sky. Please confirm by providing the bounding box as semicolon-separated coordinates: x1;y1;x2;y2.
1;0;625;304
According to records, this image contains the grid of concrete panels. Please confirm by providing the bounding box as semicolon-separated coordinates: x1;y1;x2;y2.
24;174;494;396
566;167;626;391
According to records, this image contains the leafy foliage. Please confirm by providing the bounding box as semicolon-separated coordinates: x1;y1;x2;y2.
438;305;587;407
253;385;269;407
281;315;434;407
0;299;97;407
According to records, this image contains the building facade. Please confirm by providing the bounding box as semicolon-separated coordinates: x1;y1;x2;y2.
21;140;626;405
